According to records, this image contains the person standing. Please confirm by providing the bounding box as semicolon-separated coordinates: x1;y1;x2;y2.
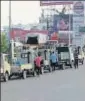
50;51;58;71
74;49;79;69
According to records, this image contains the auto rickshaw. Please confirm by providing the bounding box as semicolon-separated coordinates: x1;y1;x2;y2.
38;49;52;72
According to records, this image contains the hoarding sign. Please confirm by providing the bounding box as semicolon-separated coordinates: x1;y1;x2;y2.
73;16;84;35
73;1;84;36
58;34;73;44
79;26;85;32
53;14;73;31
58;39;72;44
49;14;73;41
40;1;73;6
10;29;48;43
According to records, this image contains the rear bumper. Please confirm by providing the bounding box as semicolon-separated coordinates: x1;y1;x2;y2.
58;61;71;66
11;68;34;76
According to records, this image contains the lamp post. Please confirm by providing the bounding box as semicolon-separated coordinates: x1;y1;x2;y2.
47;15;49;30
9;1;11;40
68;5;71;46
9;1;13;64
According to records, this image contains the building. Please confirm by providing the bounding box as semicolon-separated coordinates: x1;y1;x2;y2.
73;1;85;47
25;30;48;44
10;28;48;44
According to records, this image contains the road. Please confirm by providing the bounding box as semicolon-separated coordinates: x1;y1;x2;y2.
1;63;85;101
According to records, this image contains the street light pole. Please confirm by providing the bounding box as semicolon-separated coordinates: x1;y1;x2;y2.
69;5;71;46
47;16;49;30
9;1;11;40
9;1;13;64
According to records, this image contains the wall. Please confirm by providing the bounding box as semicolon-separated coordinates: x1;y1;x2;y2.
10;28;48;43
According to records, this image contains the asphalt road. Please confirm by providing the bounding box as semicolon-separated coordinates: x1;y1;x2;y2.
1;63;85;101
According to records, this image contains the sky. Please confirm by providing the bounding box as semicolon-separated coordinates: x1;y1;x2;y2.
1;1;73;27
1;1;42;27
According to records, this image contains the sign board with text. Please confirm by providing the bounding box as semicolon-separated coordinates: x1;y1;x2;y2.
73;1;84;36
40;1;73;6
73;1;84;15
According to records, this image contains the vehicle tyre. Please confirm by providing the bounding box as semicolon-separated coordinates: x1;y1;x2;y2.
32;71;36;77
4;72;9;82
9;76;11;80
58;64;62;70
70;64;74;68
83;58;84;61
41;67;44;74
82;61;83;65
70;62;74;68
62;64;65;70
49;66;52;72
22;70;26;79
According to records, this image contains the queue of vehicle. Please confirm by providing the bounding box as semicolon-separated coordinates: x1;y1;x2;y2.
0;43;84;82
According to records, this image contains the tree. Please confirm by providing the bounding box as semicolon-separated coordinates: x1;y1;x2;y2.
51;5;66;16
1;32;8;53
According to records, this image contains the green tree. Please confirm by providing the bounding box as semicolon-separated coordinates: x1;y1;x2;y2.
1;32;8;53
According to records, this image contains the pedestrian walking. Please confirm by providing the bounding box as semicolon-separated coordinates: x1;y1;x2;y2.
74;49;79;69
50;51;58;71
34;52;43;75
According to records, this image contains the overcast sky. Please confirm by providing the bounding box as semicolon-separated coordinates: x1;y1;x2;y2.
1;1;73;27
1;1;42;27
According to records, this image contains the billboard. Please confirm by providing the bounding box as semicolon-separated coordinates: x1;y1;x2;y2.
40;1;73;6
53;14;73;31
58;32;73;44
79;26;85;33
10;28;48;43
48;14;73;41
73;1;85;36
10;28;27;42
